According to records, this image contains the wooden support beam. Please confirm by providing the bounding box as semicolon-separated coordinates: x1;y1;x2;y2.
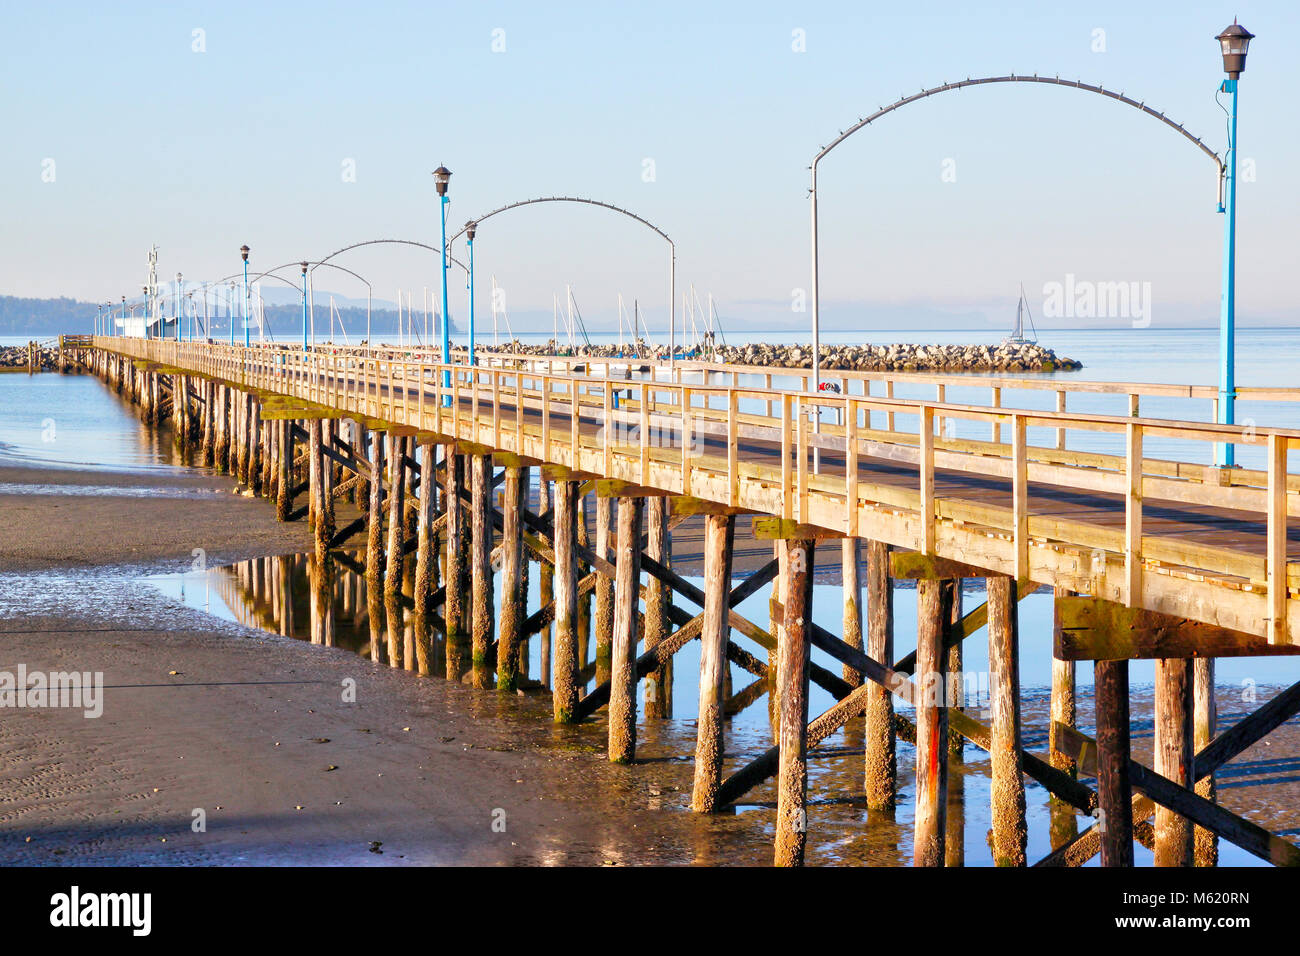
1055;596;1300;660
608;496;644;764
752;517;844;540
595;478;672;498
692;513;735;809
774;537;814;867
890;551;986;581
669;496;755;517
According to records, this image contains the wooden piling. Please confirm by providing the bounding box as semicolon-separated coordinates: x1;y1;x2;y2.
1095;659;1135;867
199;379;214;466
552;479;580;723
214;386;229;473
235;391;249;484
644;496;672;717
1193;657;1218;866
1154;657;1194;866
247;396;261;494
576;491;591;670
691;513;736;803
608;496;645;764
593;495;614;687
413;441;438;676
914;576;952;867
841;537;862;687
497;463;528;692
864;538;896;811
470;452;494;685
1049;586;1079;849
987;574;1027;866
537;477;553;687
384;433;408;668
444;451;468;680
275;420;292;520
774;537;814;867
308;420;324;546
365;430;386;663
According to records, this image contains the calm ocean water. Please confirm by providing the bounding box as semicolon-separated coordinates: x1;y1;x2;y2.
4;327;1297;865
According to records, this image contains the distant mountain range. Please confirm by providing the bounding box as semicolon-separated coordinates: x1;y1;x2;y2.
0;295;456;338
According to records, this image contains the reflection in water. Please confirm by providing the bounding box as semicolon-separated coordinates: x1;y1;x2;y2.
148;553;1300;867
206;552;535;693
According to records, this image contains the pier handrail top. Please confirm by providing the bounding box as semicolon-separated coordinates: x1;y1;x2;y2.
463;347;1300;403
91;335;1300;447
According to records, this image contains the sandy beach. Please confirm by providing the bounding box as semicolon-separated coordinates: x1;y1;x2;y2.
0;459;789;866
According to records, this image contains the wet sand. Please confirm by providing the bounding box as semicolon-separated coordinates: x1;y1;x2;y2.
3;458;1298;866
0;462;782;866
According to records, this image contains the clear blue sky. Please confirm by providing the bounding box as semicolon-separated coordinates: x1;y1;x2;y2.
3;1;1296;332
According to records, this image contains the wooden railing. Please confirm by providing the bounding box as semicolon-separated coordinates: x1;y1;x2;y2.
96;336;1298;643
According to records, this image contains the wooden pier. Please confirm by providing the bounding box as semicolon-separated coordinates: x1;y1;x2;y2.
63;335;1300;867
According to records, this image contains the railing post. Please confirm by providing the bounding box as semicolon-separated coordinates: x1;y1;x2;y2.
845;396;858;535
639;382;649;483
603;385;613;477
1267;433;1289;645
1125;421;1143;606
541;374;551;460
781;392;793;520
1055;390;1066;450
728;388;739;507
1012;413;1028;581
920;404;935;554
795;395;808;524
680;385;691;495
570;378;579;469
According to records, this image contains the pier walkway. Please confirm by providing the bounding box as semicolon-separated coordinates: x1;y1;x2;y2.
66;335;1300;868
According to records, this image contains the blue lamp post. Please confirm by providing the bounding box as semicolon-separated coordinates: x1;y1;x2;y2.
1215;20;1254;468
175;272;183;341
465;220;477;366
121;296;126;337
300;261;309;350
240;245;251;348
433;165;453;403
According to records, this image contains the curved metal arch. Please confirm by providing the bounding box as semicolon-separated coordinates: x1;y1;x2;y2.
313;238;467;274
449;196;673;246
814;75;1222;175
250;261;310;289
448;195;678;358
808;74;1227;393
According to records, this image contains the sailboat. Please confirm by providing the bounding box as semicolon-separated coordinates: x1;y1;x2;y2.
1005;283;1038;345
